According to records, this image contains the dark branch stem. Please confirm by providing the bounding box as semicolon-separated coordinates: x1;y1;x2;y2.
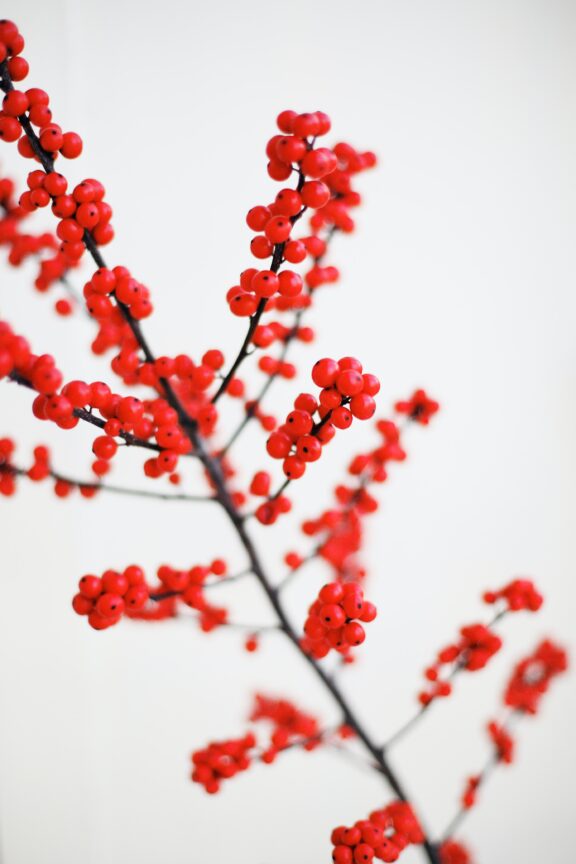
0;60;196;439
186;423;440;864
211;173;308;406
218;226;338;458
211;236;288;405
218;311;303;458
211;296;269;405
2;60;438;861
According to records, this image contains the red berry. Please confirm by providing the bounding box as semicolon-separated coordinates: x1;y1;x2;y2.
301;148;338;179
344;622;365;646
39;126;64;152
276;110;297;132
43;173;68;196
332;406;353;429
285;410;313;437
278;270;303;298
312;358;339;387
252;270;279;298
301;180;331;209
264;215;292;244
283;455;306;479
319;583;344;604
284;239;307;263
295;435;322;462
250;471;271;496
275;135;306;163
292;113;322;137
61;132;83;159
336;369;364;397
320;604;346;629
274;188;302;216
78;575;102;599
3;90;29;117
0;115;21;142
96;593;125;618
246;205;271;231
266;431;292;459
350;394;376;420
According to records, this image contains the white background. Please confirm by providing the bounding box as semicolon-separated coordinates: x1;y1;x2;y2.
1;1;575;862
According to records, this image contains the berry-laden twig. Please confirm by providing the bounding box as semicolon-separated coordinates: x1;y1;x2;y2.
438;639;567;852
383;580;543;750
0;20;568;864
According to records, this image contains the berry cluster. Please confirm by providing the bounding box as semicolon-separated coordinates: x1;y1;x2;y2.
72;560;229;631
418;578;546;706
251;357;378;525
331;801;424;863
249;693;321;761
441;635;568;859
483;578;543;612
72;566;149;630
0;173;74;312
298;415;409;586
0;21;82;160
504;639;568;715
302;581;377;660
220;110;376;452
191;693;325;792
266;357;379;474
191;734;256;794
419;623;502;705
20;174;114;258
394;390;439;425
228;110;373;324
0;321;230;484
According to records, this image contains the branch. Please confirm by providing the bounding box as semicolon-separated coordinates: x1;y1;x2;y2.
210;295;269;404
439;756;499;843
1;463;214;503
1;59;438;860
382;609;510;751
0;60;197;440
185;423;441;864
218;226;339;458
211;175;307;406
217;309;303;457
437;712;518;844
6;373;169;454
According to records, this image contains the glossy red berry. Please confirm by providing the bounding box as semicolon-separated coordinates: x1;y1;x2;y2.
264;216;292;244
252;270;279;298
301;180;331;209
312;358;339;387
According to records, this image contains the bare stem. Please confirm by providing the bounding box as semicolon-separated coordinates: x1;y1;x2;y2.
1;463;214;503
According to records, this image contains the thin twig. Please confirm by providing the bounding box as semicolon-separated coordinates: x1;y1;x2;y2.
1;463;214;503
382;609;510;752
